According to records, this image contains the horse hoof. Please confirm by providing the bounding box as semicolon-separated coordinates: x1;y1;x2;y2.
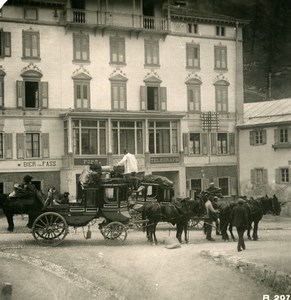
7;228;14;232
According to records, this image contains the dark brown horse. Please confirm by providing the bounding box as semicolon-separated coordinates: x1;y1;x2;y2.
0;189;45;232
219;195;281;241
140;197;205;245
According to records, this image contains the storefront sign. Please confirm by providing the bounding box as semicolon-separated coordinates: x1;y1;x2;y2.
150;156;180;164
74;158;108;166
20;160;57;168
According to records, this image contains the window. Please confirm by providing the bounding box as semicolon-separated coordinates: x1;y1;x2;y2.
190;178;202;196
111;82;127;111
73;120;106;155
211;132;235;155
275;168;289;183
140;86;167;111
250;130;267;145
279;128;288;143
110;36;125;64
17;80;48;109
0;133;3;158
219;177;229;196
73;33;89;61
74;81;90;109
273;128;291;149
26;133;40;158
22;31;40;59
144;39;159;66
251;168;268;184
24;8;38;20
214;45;227;69
186;44;200;68
187;23;198;34
216;26;225;36
215;80;229;113
17;133;49;159
187;83;201;112
0;29;11;57
149;121;178;154
112;121;143;155
189;133;200;154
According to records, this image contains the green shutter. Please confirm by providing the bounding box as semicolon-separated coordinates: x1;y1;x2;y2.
42;133;49;158
183;133;189;155
5;181;14;194
250;169;255;184
274;129;279;144
140;86;146;111
4;32;11;57
201;132;208;155
160;87;167;111
41;82;48;108
16;81;23;108
275;169;280;184
250;131;254;145
16;133;25;158
263;169;268;184
211;133;217;155
230;176;237;196
262;130;267;144
4;133;13;159
0;80;4;108
229;133;235;154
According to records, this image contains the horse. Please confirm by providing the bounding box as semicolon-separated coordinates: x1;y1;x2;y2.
0;189;45;232
219;195;281;241
140;197;205;245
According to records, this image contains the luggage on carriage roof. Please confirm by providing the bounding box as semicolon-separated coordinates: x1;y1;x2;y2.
142;175;173;187
79;163;102;187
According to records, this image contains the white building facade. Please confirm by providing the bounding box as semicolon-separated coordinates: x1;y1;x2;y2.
0;0;246;200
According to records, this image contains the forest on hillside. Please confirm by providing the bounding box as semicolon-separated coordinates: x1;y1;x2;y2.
190;0;291;102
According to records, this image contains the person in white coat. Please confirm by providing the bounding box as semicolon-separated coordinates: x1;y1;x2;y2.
117;149;138;175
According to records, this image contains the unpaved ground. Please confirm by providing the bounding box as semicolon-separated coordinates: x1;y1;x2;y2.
2;215;290;300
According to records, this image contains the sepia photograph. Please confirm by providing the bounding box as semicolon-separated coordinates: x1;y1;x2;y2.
0;0;290;299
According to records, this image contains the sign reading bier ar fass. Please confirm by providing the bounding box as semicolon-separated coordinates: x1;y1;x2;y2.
150;156;180;164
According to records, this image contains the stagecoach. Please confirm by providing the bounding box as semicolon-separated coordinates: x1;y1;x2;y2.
31;176;132;246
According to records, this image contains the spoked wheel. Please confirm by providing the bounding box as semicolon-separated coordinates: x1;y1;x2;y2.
188;219;204;230
101;221;127;244
129;209;144;230
32;212;68;246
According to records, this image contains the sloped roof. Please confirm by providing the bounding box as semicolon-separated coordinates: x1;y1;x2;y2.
239;98;291;128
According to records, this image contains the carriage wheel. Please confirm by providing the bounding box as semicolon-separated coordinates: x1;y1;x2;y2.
129;209;144;230
32;212;68;246
101;221;127;244
188;219;204;230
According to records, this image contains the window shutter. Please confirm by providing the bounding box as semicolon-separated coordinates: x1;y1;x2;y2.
186;180;190;190
140;86;146;111
251;169;255;184
211;133;217;155
263;169;268;184
230;176;237;196
213;177;219;187
4;133;13;159
16;81;23;108
183;133;189;155
5;182;14;194
41;82;48;108
275;169;280;184
201;132;208;155
4;32;11;57
274;129;279;144
42;133;49;158
160;87;167;111
229;133;235;154
262;130;267;144
249;131;254;145
0;79;4;108
16;133;25;158
288;128;291;143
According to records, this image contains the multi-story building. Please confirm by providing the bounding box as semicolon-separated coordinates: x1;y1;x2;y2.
0;0;246;200
238;98;291;216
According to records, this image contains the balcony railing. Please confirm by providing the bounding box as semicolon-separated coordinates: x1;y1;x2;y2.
64;8;169;32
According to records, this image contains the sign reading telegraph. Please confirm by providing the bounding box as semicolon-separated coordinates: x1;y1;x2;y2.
150;156;180;164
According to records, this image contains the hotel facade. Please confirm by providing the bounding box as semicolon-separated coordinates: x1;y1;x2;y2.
0;0;246;200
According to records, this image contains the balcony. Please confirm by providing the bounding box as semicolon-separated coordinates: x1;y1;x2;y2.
64;8;170;35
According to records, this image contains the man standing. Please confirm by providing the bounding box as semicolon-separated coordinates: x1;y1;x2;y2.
231;198;249;252
117;149;138;175
204;196;220;241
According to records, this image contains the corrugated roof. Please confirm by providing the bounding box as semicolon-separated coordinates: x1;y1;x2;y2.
239;98;291;128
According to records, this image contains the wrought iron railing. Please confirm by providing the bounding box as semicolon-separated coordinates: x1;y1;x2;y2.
64;8;169;31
